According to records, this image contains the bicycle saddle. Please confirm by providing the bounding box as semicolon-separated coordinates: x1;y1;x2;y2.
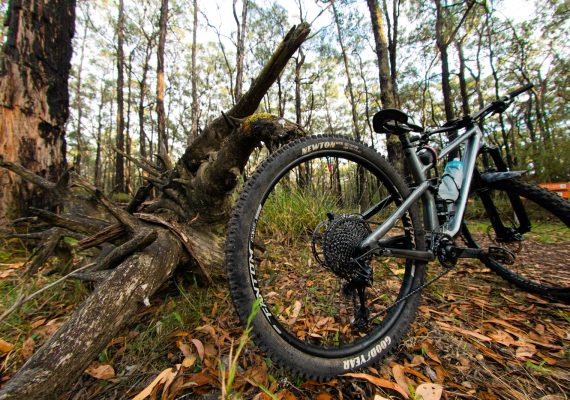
372;108;423;134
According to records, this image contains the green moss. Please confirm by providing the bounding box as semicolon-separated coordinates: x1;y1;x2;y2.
246;113;274;124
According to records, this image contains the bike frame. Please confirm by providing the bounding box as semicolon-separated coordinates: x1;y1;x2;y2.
358;122;483;258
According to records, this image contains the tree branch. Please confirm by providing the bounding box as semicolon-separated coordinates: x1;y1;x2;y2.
180;22;311;173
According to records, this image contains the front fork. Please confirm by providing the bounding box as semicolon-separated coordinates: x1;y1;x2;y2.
476;146;531;241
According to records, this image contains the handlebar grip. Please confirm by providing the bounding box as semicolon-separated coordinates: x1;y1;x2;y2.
507;83;534;99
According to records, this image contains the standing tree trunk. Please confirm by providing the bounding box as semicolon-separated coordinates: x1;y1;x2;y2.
73;18;88;176
332;1;361;141
456;39;470;116
188;0;199;145
233;0;249;102
366;0;400;166
139;36;154;160
0;23;310;400
94;84;106;189
382;0;401;107
434;0;476;160
156;0;169;168
126;51;134;195
0;0;75;225
115;0;126;193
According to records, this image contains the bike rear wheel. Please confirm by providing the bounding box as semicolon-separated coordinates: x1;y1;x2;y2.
463;179;570;302
226;135;426;380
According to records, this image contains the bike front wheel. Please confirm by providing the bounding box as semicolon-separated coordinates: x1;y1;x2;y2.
462;179;570;302
226;135;426;380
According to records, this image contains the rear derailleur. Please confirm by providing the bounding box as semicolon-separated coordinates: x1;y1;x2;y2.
342;263;373;330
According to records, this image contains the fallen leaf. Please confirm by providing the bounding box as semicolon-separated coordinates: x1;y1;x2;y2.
204;342;216;357
211;302;218;318
373;396;390;400
282;390;296;400
289;301;302;324
415;383;443;400
85;363;115;380
133;368;178;400
392;364;412;397
316;394;333;400
30;319;46;329
421;341;441;364
179;344;192;357
0;339;14;353
182;356;197;368
341;373;409;399
191;339;204;360
21;337;35;360
0;269;14;278
516;346;537;359
199;325;217;341
437;324;491;342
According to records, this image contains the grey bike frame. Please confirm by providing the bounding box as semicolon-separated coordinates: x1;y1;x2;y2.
359;123;483;252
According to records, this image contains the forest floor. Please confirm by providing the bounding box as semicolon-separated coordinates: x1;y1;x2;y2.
1;234;570;400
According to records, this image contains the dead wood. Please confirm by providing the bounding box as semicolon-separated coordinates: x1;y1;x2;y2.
87;229;158;272
0;22;310;400
78;223;126;249
0;229;179;400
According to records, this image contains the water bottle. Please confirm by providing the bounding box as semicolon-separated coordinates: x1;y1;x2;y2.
438;158;464;201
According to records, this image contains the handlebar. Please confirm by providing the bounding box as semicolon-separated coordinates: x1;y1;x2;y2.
506;83;534;100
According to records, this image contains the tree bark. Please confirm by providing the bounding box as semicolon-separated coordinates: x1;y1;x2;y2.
156;0;169;167
0;0;75;226
0;23;310;400
115;0;126;193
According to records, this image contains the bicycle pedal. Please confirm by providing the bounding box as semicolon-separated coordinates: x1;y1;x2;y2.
488;246;516;265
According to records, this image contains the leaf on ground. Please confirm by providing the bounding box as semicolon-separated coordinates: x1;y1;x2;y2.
516;346;537;359
190;338;204;360
179;343;192;357
30;319;46;329
341;373;409;399
21;337;35;360
421;341;441;364
282;390;296;400
316;394;333;400
204;342;217;357
437;323;491;342
84;363;115;380
182;356;197;368
415;383;443;400
199;325;217;341
187;372;221;393
133;368;178;400
392;364;413;397
0;339;14;353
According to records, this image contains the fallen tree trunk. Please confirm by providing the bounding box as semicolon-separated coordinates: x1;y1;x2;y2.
0;23;310;400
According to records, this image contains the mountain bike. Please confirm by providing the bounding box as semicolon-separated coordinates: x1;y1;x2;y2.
225;83;570;380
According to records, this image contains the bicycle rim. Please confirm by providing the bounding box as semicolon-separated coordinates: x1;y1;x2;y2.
248;150;419;357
